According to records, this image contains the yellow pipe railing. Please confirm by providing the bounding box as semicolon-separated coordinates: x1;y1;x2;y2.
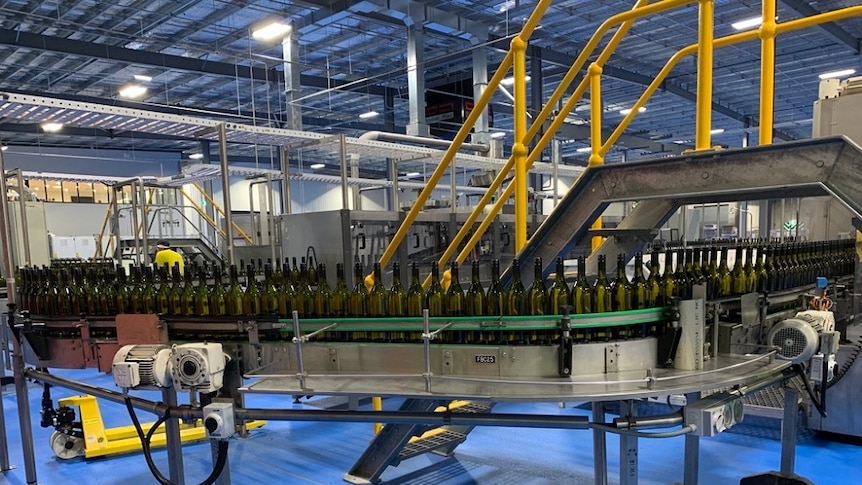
375;0;553;274
694;0;714;150
94;199;113;259
760;0;777;146
589;62;604;251
179;189;229;239
422;0;674;287
191;182;253;244
512;35;529;252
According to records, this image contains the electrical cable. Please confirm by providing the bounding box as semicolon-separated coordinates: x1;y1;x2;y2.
792;363;827;418
124;397;229;485
591;423;697;439
827;338;862;389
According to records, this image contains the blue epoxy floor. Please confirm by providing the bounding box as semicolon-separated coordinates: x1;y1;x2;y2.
2;368;861;485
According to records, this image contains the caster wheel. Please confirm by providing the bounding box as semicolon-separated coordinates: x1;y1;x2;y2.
50;431;84;460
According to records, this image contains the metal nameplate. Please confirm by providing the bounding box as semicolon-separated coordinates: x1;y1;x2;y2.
474;354;496;364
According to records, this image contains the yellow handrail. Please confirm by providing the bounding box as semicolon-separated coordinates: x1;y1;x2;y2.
589;62;604;251
760;0;777;146
178;189;229;240
695;0;715;150
94;199;113;259
512;35;529;252
190;182;253;244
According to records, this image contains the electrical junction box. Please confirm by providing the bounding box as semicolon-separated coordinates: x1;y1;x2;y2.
203;402;235;440
684;392;744;437
112;362;141;389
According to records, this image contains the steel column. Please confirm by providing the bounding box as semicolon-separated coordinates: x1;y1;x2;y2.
780;388;799;475
683;392;700;485
11;328;37;484
138;180;149;265
406;22;429;137
339;135;349;210
281;147;292;215
14;174;31;265
592;402;607;485
217;124;235;265
471;30;491;146
162;387;185;485
619;400;638;485
0;145;16;301
282;29;303;131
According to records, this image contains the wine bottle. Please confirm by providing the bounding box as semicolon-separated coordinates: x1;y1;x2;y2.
506;258;527;316
85;268;102;315
660;249;675;306
55;269;71;316
290;257;300;285
465;260;486;317
260;264;278;316
314;264;333;317
646;250;661;307
674;248;690;300
548;257;570;315
485;260;505;316
192;267;209;316
527;257;548;315
593;255;611;313
141;267;156;314
424;262;444;317
243;264;261;316
387;262;407;317
70;267;85;315
297;263;314;317
717;246;731;297
730;244;746;295
610;253;630;311
101;268;116;315
155;266;170;315
167;263;181;315
630;252;648;309
573;255;593;314
445;262;465;316
406;262;424;317
743;246;756;293
209;266;227;316
116;267;130;314
330;263;349;317
366;262;388;317
349;262;369;317
225;265;245;316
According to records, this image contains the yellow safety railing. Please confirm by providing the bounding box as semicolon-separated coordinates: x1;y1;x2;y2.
94;199;113;259
191;182;253;245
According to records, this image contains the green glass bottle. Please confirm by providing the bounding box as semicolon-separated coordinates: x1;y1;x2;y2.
259;264;278;316
691;247;704;282
210;266;227;316
101;268;116;315
465;260;486;317
141;267;156;314
222;266;242;317
646;250;661;307
290;257;300;285
630;252;648;309
717;246;732;297
424;261;444;317
527;257;548;315
743;246;756;293
592;255;612;341
193;268;210;316
387;262;407;318
759;246;772;293
406;262;425;317
243;264;261;316
70;267;85;315
168;263;182;315
296;263;314;317
660;249;676;306
506;258;527;316
367;262;388;317
85;268;102;315
155;266;171;315
485;260;505;316
445;262;465;316
730;244;746;295
548;257;570;315
314;264;333;317
55;270;71;316
330;263;349;317
573;255;593;314
349;262;369;317
179;266;194;316
610;253;630;312
116;267;130;314
674;248;690;300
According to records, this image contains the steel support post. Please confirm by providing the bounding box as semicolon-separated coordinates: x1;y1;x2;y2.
211;438;231;485
619;400;638;485
138;179;149;265
11;328;37;484
683;392;701;485
14;174;30;265
281;146;292;215
471;29;490;146
780;388;799;475
217;124;234;265
406;22;429;137
162;387;185;485
282;29;302;131
592;402;607;485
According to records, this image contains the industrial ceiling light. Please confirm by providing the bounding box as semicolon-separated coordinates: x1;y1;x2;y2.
310;163;326;169
819;69;856;80
490;131;506;139
405;172;421;177
0;145;7;151
119;84;148;99
501;75;530;86
252;21;291;41
41;122;63;132
619;107;646;115
189;153;204;160
359;110;379;119
133;74;153;82
575;147;593;153
710;128;725;134
731;16;763;31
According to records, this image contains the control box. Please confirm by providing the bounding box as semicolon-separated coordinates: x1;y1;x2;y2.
203;402;235;440
684;392;744;437
112;362;141;389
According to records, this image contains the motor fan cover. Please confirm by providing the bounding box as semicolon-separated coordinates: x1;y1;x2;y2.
768;318;819;364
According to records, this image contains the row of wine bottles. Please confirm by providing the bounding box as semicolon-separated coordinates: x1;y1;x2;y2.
15;238;855;318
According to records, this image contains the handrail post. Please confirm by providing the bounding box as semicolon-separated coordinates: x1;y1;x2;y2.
759;0;777;145
589;63;605;252
512;35;529;252
695;0;715;150
217;123;235;266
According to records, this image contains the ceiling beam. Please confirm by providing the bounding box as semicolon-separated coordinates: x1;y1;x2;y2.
780;0;861;54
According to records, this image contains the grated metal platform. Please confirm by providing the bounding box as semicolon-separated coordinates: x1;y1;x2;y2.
399;430;468;461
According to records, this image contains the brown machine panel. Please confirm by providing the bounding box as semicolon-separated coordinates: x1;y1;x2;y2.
116;314;167;346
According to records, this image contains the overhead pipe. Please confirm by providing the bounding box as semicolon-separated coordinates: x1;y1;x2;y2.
358;131;490;154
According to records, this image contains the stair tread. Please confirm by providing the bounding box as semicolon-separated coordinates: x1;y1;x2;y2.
398;430;466;460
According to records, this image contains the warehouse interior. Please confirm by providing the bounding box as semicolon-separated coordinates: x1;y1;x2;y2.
2;1;862;484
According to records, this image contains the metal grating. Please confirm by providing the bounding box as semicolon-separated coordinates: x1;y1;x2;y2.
399;430;467;461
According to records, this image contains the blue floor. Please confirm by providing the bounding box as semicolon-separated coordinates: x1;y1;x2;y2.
2;368;861;485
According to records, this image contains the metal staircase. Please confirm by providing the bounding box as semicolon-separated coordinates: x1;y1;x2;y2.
344;399;495;484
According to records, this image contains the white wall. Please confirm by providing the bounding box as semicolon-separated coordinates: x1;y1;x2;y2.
44;202;108;237
3;146;180;177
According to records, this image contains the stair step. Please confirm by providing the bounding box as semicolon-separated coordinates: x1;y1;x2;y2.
398;430;467;461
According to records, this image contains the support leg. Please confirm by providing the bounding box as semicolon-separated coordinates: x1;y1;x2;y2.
161;388;185;485
592;402;607;485
619;400;638;485
780;388;799;475
211;438;231;485
683;392;700;485
11;325;37;484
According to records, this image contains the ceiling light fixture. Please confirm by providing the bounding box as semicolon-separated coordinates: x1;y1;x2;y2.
575;147;593;153
359;110;379;119
710;128;725;135
189;153;204;160
310;163;326;169
490;131;506;139
119;84;148;99
619;107;646;115
41;122;63;133
818;68;856;80
501;75;530;86
0;146;7;151
497;0;516;13
405;172;421;177
133;74;153;82
731;16;763;31
252;21;291;41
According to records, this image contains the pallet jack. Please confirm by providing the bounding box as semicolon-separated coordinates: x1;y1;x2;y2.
41;385;265;459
